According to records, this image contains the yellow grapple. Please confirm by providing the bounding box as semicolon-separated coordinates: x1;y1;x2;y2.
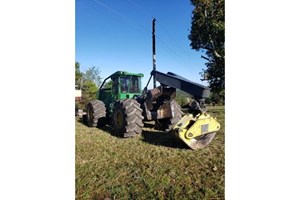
173;113;221;150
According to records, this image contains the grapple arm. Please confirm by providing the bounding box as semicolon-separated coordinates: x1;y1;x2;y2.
173;113;220;150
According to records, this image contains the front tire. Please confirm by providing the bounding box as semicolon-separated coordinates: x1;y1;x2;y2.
86;100;106;127
113;99;144;138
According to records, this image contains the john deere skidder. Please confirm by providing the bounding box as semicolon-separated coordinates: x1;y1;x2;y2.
85;69;220;150
85;19;220;150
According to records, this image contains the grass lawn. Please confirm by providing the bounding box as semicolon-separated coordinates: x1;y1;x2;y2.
76;107;225;199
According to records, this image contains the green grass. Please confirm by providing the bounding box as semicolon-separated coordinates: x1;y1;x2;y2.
76;108;225;200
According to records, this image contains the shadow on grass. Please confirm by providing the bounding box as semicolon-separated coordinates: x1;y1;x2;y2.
76;117;188;149
141;130;188;149
76;117;121;137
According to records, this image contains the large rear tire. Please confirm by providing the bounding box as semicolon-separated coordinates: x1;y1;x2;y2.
157;100;183;131
113;99;144;138
86;100;106;127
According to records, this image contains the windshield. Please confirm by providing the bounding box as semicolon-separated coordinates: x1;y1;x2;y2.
120;76;140;93
130;76;139;93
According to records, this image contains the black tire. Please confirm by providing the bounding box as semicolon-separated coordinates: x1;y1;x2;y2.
157;100;184;131
113;99;144;138
86;100;106;127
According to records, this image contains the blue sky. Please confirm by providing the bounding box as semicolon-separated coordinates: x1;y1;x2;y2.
76;0;207;88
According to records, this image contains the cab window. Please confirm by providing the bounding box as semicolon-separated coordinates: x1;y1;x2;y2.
129;76;139;93
120;77;130;93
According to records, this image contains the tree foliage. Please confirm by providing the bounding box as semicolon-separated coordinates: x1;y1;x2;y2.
75;62;102;110
104;80;113;89
175;90;192;107
79;80;99;109
84;66;102;88
189;0;225;104
75;61;84;88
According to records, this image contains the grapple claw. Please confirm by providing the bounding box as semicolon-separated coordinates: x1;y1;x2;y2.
173;113;220;150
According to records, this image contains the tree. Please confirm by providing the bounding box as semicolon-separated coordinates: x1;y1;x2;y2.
84;66;102;88
189;0;225;104
78;80;99;109
75;63;103;110
104;80;113;89
75;61;83;88
175;90;192;106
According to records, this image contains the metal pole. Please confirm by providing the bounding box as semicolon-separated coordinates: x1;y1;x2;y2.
152;18;156;88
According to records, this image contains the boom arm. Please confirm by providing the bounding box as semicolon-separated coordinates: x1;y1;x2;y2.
151;70;210;100
149;70;220;150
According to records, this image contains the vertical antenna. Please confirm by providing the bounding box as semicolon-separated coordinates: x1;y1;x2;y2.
152;18;156;88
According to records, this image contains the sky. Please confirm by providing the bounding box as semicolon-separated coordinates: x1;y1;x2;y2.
75;0;208;88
